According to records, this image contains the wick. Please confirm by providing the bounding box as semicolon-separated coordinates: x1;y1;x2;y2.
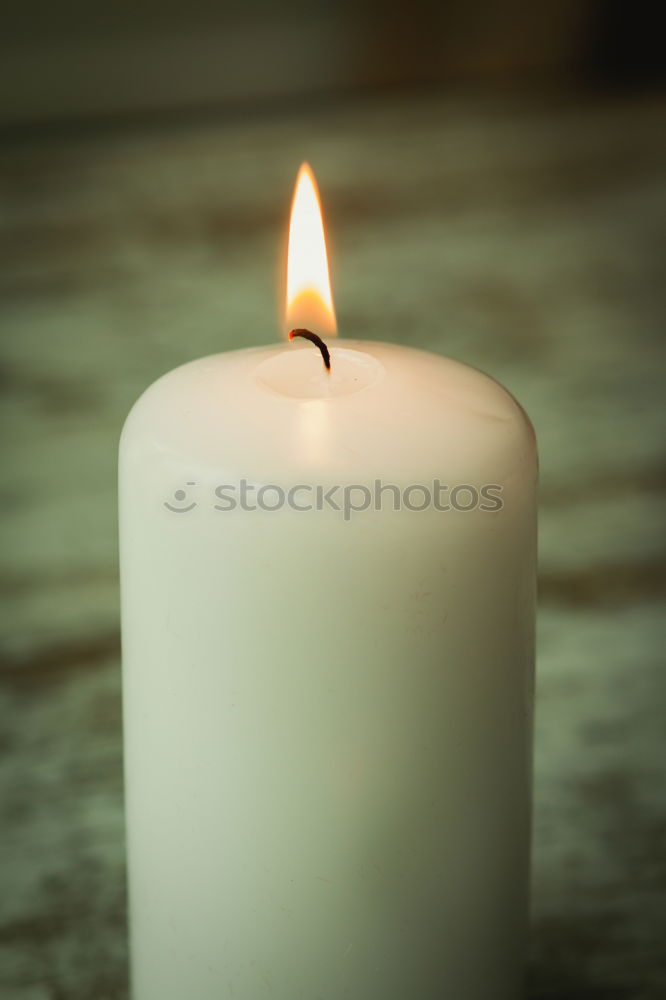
288;329;331;372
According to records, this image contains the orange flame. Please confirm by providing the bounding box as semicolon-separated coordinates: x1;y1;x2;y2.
285;163;337;337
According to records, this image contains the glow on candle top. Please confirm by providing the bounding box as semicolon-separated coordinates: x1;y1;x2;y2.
285;163;337;338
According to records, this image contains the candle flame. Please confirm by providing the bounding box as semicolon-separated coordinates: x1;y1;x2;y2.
285;163;337;337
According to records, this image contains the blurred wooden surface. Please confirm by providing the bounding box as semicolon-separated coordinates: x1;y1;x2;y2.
1;92;665;998
0;0;596;125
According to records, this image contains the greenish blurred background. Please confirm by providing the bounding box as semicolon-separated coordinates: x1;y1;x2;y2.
1;2;665;997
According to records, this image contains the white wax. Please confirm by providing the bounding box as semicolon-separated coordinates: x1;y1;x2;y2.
119;340;537;1000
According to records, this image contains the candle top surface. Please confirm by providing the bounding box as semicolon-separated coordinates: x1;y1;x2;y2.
121;341;535;484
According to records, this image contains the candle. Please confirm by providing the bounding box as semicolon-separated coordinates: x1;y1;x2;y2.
119;164;537;999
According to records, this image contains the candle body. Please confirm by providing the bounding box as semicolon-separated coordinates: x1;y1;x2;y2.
119;341;537;1000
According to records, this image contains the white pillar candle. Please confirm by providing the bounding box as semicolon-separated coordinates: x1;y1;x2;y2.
119;167;537;1000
